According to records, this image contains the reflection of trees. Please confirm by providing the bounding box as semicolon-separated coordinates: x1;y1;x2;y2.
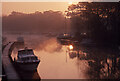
88;52;120;79
70;46;120;79
99;55;120;79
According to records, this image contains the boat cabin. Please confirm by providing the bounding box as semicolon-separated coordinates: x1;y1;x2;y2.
17;49;38;62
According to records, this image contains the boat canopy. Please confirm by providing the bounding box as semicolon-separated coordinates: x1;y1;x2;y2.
18;54;36;58
18;49;35;58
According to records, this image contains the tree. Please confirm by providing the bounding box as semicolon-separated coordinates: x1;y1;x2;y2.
67;2;120;46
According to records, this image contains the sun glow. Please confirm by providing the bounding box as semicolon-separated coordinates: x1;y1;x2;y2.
68;1;79;5
69;45;73;50
68;1;73;5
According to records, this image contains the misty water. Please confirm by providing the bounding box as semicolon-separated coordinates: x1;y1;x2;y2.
3;34;120;79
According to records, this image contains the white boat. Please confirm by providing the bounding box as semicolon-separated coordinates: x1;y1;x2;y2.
14;47;40;71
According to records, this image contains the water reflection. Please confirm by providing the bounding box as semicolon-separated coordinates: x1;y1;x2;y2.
6;34;120;79
67;45;120;79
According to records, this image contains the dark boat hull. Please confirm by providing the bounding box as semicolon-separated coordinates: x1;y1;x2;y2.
15;61;40;71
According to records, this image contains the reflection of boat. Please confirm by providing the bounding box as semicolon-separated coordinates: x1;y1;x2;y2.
69;51;77;59
14;47;40;71
68;50;87;60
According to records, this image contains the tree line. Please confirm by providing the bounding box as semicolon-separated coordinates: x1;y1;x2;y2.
67;2;120;47
3;10;66;34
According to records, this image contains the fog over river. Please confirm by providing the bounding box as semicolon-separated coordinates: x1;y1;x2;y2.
3;34;120;79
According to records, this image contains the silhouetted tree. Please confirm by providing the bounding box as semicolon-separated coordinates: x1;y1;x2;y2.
67;2;120;46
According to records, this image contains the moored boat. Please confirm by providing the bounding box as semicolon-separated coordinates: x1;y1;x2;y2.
14;47;40;71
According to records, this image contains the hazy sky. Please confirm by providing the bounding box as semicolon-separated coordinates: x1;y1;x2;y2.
2;0;120;15
1;0;120;2
2;2;70;15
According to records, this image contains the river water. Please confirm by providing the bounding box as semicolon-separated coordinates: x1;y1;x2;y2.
3;34;120;79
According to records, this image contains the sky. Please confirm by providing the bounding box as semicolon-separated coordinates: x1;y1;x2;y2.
2;2;70;15
1;0;120;2
1;0;120;15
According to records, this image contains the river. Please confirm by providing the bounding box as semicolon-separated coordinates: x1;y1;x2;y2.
3;34;120;79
